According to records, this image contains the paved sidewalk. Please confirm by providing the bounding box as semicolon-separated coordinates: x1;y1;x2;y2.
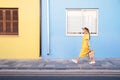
0;58;120;70
0;58;120;76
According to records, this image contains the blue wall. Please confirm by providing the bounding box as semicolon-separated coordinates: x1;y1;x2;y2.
41;0;120;58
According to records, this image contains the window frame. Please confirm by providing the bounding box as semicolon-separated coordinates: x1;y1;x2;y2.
0;8;18;35
66;8;98;36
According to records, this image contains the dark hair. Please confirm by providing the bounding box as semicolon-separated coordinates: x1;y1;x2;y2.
84;27;90;40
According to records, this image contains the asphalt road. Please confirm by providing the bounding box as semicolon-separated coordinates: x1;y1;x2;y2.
0;76;120;80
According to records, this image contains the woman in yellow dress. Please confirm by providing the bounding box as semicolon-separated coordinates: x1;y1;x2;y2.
72;27;95;64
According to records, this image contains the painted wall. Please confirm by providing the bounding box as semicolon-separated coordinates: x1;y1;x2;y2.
42;0;120;58
0;0;40;59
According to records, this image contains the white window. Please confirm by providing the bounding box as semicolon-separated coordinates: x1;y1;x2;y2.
66;9;98;36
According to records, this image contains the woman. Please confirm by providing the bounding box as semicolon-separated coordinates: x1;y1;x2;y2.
72;27;95;64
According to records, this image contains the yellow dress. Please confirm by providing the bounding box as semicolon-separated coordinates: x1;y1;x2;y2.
79;33;90;58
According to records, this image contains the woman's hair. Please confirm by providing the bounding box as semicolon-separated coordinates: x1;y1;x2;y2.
84;27;90;40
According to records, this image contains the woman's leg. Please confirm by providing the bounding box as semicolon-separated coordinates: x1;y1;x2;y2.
72;57;81;63
89;50;95;64
91;50;95;61
72;48;87;63
77;57;81;62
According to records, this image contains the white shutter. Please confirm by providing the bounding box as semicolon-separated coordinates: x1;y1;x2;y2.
66;9;98;36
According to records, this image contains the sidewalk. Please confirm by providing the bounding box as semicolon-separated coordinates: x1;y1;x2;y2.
0;58;120;76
